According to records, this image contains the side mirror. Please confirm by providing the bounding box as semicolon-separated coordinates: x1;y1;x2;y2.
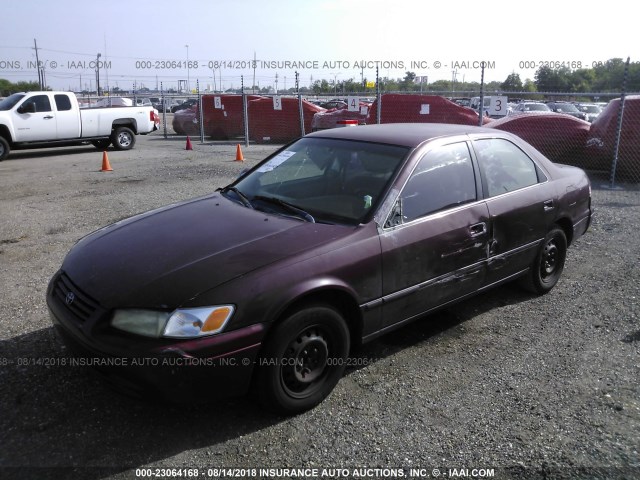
18;102;36;114
384;198;404;228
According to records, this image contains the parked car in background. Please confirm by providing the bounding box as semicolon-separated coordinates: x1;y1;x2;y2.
47;123;592;413
153;98;179;113
573;103;602;122
511;102;551;114
172;105;199;135
135;98;153;107
319;99;348;110
171;98;198;113
545;102;587;120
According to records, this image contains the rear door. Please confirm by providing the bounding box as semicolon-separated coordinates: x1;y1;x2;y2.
53;94;80;139
471;137;556;284
379;141;490;327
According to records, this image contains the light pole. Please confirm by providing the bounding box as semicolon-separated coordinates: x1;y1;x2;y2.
185;44;190;93
96;53;101;96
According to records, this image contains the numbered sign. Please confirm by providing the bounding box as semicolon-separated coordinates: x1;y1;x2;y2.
273;96;282;111
214;96;222;109
347;96;360;112
489;96;508;116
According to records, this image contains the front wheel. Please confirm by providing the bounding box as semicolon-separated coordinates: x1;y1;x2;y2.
111;127;136;151
253;305;350;414
0;136;10;161
520;227;567;294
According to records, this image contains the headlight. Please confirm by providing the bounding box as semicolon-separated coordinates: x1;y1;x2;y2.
111;305;235;338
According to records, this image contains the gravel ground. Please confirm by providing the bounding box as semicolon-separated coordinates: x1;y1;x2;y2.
0;132;638;480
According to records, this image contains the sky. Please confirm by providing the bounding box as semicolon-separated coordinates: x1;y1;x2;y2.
1;0;637;93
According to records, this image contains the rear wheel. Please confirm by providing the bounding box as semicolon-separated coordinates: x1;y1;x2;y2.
111;127;136;150
0;136;10;161
520;227;567;294
253;305;350;414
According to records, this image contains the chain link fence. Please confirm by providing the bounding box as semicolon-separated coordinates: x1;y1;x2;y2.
77;61;639;187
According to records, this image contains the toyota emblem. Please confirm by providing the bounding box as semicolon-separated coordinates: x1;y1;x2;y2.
65;291;75;305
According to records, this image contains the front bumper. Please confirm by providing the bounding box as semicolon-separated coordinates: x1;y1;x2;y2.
47;271;266;402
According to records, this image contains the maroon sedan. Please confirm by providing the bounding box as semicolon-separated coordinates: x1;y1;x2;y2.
47;124;592;413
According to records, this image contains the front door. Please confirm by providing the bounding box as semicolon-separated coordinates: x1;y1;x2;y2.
13;94;57;142
379;141;489;327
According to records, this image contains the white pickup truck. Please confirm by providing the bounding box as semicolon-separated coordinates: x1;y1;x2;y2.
0;91;159;160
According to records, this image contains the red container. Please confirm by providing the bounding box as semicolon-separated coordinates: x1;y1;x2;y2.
365;94;489;125
248;97;326;143
488;113;590;164
201;94;264;139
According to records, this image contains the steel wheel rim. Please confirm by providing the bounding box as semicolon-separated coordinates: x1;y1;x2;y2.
541;238;559;279
280;326;330;398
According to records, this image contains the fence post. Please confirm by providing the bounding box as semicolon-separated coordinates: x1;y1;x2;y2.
609;56;630;188
197;80;204;143
376;67;381;124
297;71;305;136
242;75;249;147
478;62;485;127
161;82;167;139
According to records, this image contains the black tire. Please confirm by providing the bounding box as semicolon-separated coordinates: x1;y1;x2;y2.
111;127;136;151
253;305;350;414
0;136;10;161
91;139;111;150
520;227;567;294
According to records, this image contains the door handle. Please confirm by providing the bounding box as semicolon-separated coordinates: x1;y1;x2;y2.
469;222;486;236
43;115;54;119
543;200;554;212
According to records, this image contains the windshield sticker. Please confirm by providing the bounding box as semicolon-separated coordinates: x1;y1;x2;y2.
256;150;296;172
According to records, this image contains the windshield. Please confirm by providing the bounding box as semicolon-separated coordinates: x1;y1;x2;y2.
227;137;409;224
553;103;579;113
0;93;26;111
577;105;601;113
526;103;550;111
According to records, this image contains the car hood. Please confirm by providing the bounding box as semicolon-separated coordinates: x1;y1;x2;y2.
62;193;346;309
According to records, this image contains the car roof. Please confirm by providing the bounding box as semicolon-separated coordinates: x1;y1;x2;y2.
305;123;496;147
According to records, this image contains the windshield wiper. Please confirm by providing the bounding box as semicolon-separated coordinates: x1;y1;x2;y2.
253;195;315;223
220;186;254;209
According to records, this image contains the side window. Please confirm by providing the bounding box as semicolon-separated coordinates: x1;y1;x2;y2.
54;94;72;111
474;138;540;197
23;95;52;113
399;142;477;223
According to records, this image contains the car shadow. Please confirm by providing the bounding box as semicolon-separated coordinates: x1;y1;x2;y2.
0;282;534;478
3;145;99;161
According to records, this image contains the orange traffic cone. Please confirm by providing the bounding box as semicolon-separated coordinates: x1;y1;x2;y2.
100;151;113;172
235;144;244;162
185;136;193;150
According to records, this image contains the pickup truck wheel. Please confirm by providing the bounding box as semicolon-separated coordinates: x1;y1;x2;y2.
0;137;9;161
91;139;111;150
111;127;136;151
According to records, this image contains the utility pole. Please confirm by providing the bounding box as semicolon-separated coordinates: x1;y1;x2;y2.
96;53;101;96
33;39;42;89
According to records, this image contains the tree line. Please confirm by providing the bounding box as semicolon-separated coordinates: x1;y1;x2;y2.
1;58;637;97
